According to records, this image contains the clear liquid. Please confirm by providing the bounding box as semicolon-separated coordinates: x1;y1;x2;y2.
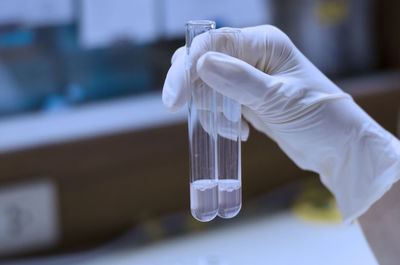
190;179;218;222
218;179;241;218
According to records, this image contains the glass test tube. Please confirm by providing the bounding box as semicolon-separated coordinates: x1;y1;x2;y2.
186;20;217;222
210;29;242;219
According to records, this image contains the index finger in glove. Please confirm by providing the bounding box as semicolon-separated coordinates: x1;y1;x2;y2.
162;28;241;112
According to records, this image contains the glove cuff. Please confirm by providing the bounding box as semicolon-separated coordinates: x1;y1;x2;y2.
339;134;400;224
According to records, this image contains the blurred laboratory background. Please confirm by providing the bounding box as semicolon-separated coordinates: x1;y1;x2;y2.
0;0;399;264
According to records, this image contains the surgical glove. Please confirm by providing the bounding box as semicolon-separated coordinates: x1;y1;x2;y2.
162;25;400;223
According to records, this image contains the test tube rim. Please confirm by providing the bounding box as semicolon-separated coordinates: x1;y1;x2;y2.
209;28;241;34
185;20;216;27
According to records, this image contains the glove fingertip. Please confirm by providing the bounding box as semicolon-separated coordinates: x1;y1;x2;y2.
171;47;185;65
241;120;250;141
162;85;183;112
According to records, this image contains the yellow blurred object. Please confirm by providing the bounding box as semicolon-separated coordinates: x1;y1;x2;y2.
143;219;165;242
314;0;349;25
292;177;342;223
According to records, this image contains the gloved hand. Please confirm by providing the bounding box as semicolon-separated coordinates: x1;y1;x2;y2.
162;25;400;223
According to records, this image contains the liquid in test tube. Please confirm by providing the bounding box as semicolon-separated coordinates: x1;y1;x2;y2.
190;179;218;221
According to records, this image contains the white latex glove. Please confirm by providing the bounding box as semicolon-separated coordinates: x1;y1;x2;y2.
162;25;400;223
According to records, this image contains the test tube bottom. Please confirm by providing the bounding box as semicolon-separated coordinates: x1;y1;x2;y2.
218;179;242;219
190;179;218;222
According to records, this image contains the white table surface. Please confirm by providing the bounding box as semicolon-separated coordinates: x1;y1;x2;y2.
5;211;378;265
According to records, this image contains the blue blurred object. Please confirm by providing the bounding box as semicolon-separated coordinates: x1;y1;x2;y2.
42;94;70;112
0;62;27;116
66;83;86;103
0;30;35;50
0;23;173;117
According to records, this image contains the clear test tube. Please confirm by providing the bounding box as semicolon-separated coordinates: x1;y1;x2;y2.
210;29;242;219
186;20;217;222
